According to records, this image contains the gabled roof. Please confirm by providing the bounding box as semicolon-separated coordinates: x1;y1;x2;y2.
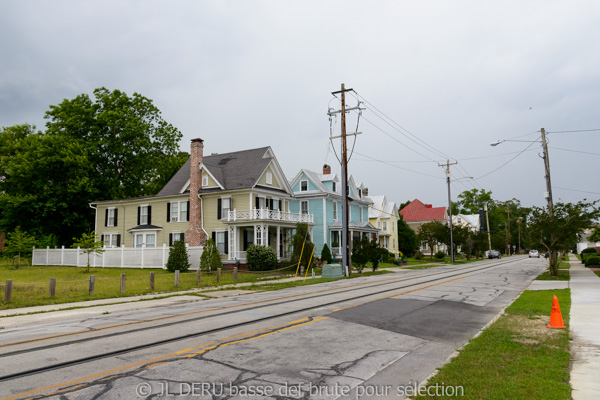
454;214;480;229
400;199;446;222
158;146;291;196
366;195;398;220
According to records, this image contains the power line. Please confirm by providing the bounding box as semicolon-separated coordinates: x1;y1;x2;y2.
550;147;600;156
475;140;539;180
553;186;600;195
547;128;600;134
353;151;443;179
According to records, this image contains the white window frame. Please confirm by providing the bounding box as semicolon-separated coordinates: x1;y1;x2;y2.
272;198;279;211
103;233;119;248
171;202;179;222
107;208;116;227
135;232;156;248
172;232;184;243
257;196;266;210
392;223;395;232
202;175;208;187
140;205;150;225
301;200;309;215
300;180;308;192
216;230;226;254
221;197;231;218
383;221;388;231
266;172;273;185
377;220;380;228
332;202;338;220
359;207;363;222
332;182;336;193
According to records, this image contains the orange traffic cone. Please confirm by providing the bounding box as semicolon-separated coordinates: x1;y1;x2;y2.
547;295;566;329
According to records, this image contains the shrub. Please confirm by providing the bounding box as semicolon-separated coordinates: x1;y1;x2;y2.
199;238;221;271
414;250;423;260
435;250;445;259
166;240;191;272
247;244;277;271
584;255;600;268
581;248;597;263
321;243;333;264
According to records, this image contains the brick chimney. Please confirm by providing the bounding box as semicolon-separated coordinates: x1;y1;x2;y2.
323;164;331;175
186;138;207;246
363;187;368;196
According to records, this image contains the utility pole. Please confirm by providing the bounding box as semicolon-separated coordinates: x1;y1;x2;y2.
484;203;492;255
506;203;511;255
439;160;457;263
329;84;362;276
540;128;554;217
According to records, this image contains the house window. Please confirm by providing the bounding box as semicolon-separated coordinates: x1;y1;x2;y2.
140;206;150;225
171;202;179;222
266;172;273;185
256;196;266;210
107;209;116;227
301;201;309;215
216;231;226;254
392;223;395;233
457;217;462;224
383;221;388;231
300;180;308;192
179;201;187;221
393;238;396;249
421;241;428;250
377;221;380;228
332;202;338;220
331;231;340;247
272;198;279;211
202;175;208;187
103;233;120;248
221;198;231;218
170;232;184;245
359;207;363;222
135;232;156;248
332;182;336;192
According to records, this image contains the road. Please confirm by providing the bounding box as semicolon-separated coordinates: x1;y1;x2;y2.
0;256;546;399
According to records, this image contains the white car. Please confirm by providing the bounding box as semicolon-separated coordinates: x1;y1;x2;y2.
529;250;540;258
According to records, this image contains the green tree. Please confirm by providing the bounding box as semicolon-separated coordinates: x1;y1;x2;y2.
44;87;185;200
528;201;600;276
417;222;445;259
166;240;191;272
71;231;105;273
368;241;386;271
351;237;371;273
457;189;493;214
321;243;333;264
397;215;417;256
3;226;36;269
291;223;314;267
199;238;222;271
589;227;600;243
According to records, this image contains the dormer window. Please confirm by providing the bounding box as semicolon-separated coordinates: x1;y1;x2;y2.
202;175;208;187
332;182;336;192
266;172;273;185
300;180;308;192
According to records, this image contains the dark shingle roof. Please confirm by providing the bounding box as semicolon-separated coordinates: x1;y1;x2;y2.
157;147;273;197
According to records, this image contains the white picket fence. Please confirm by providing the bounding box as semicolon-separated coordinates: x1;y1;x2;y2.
32;244;204;270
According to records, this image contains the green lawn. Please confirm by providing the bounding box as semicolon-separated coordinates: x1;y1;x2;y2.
0;264;294;310
415;289;571;400
536;261;571;281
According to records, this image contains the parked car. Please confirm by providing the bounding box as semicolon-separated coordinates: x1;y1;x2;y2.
529;249;540;258
489;250;502;259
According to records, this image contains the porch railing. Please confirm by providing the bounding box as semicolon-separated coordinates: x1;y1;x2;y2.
227;208;313;224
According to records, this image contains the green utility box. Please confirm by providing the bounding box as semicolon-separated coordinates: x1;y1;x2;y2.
322;263;344;279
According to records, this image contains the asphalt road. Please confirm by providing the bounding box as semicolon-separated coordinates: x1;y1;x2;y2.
0;256;547;400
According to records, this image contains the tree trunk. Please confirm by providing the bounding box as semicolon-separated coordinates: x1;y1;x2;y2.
549;250;559;276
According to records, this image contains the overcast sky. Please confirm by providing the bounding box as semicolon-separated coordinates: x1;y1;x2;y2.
1;1;599;210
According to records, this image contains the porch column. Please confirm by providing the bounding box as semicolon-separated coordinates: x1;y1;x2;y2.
276;226;281;259
229;226;236;260
264;225;269;246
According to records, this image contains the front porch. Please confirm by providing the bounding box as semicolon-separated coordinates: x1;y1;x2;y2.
224;208;314;262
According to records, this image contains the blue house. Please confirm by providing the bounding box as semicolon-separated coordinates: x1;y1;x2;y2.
289;164;379;258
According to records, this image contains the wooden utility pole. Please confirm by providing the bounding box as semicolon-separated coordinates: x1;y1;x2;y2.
329;84;362;276
439;160;457;263
506;203;511;255
540;128;554;217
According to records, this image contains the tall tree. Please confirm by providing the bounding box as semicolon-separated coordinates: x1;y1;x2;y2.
3;226;36;269
44;87;185;200
417;222;445;259
457;189;493;214
397;215;417;256
587;227;600;244
528;200;600;276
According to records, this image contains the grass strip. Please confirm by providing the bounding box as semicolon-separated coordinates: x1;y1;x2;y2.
414;289;571;400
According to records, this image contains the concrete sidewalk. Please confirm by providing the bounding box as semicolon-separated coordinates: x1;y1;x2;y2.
569;253;600;400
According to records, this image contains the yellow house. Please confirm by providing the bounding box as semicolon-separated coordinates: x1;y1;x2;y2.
92;139;312;266
366;194;399;258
